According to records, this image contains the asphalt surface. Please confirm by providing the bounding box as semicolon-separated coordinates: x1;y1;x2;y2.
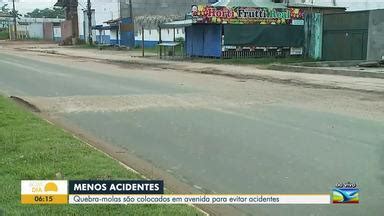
1;50;383;216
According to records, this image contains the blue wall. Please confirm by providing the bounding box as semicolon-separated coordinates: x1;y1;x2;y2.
96;35;111;44
110;39;119;45
186;24;222;57
120;17;135;47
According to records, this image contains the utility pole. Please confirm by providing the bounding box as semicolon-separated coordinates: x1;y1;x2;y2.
141;26;144;57
87;0;93;45
12;0;17;40
129;0;134;47
128;0;133;19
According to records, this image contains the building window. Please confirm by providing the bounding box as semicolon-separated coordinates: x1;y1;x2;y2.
177;29;179;34
149;29;151;35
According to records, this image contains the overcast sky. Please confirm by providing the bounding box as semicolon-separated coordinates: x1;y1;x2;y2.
0;0;56;13
0;0;96;14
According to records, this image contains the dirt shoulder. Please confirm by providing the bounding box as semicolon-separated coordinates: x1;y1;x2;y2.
3;41;383;94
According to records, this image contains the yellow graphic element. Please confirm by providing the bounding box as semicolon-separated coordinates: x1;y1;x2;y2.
21;195;68;204
44;182;58;192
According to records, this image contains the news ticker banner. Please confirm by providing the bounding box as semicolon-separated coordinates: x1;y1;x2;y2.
21;180;359;205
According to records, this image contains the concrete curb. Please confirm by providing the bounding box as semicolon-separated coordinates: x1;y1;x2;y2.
268;64;384;79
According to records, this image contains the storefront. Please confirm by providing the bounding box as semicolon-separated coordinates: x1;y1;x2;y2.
185;2;306;58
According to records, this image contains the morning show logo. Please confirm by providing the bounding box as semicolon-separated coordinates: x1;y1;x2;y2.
332;182;359;204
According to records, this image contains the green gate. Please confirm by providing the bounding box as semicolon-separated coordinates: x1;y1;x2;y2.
322;11;369;61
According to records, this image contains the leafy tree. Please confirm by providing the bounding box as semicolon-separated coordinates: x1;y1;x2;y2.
1;4;10;14
25;7;65;18
1;3;21;18
0;4;10;29
0;3;21;29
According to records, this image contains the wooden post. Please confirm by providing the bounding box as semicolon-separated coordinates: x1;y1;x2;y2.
141;26;144;57
173;28;176;42
158;25;162;59
173;28;176;56
116;28;119;45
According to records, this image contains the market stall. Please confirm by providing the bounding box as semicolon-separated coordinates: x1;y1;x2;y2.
186;0;305;58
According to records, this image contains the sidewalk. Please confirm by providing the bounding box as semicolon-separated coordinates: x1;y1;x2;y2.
10;43;384;93
269;64;384;79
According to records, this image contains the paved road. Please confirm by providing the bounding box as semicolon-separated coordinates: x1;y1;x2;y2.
1;50;384;215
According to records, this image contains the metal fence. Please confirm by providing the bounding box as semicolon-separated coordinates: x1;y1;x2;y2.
222;48;291;59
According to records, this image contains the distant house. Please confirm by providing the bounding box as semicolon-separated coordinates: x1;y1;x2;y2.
75;0;213;47
77;0;119;44
126;0;213;47
8;17;64;41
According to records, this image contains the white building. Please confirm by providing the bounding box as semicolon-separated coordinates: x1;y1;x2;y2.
77;0;120;43
7;17;63;41
136;27;185;47
76;0;209;47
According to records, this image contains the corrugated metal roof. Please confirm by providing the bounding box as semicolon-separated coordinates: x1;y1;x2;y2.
213;0;287;8
17;18;64;23
0;12;12;17
160;19;193;28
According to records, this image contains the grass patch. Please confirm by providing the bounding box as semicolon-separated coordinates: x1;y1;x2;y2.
0;30;9;40
0;96;200;215
190;57;315;65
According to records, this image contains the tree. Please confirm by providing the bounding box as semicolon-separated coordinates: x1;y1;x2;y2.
1;4;10;14
24;7;65;18
0;3;19;17
0;4;11;31
0;3;20;29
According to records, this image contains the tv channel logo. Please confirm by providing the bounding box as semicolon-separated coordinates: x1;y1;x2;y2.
332;183;359;204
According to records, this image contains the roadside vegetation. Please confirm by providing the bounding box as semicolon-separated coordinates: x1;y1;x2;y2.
0;96;200;215
0;29;9;40
24;7;65;19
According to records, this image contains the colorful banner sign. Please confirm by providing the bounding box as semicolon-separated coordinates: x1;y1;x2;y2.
192;5;304;25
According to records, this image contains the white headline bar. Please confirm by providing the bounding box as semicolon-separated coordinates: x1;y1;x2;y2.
69;194;330;204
